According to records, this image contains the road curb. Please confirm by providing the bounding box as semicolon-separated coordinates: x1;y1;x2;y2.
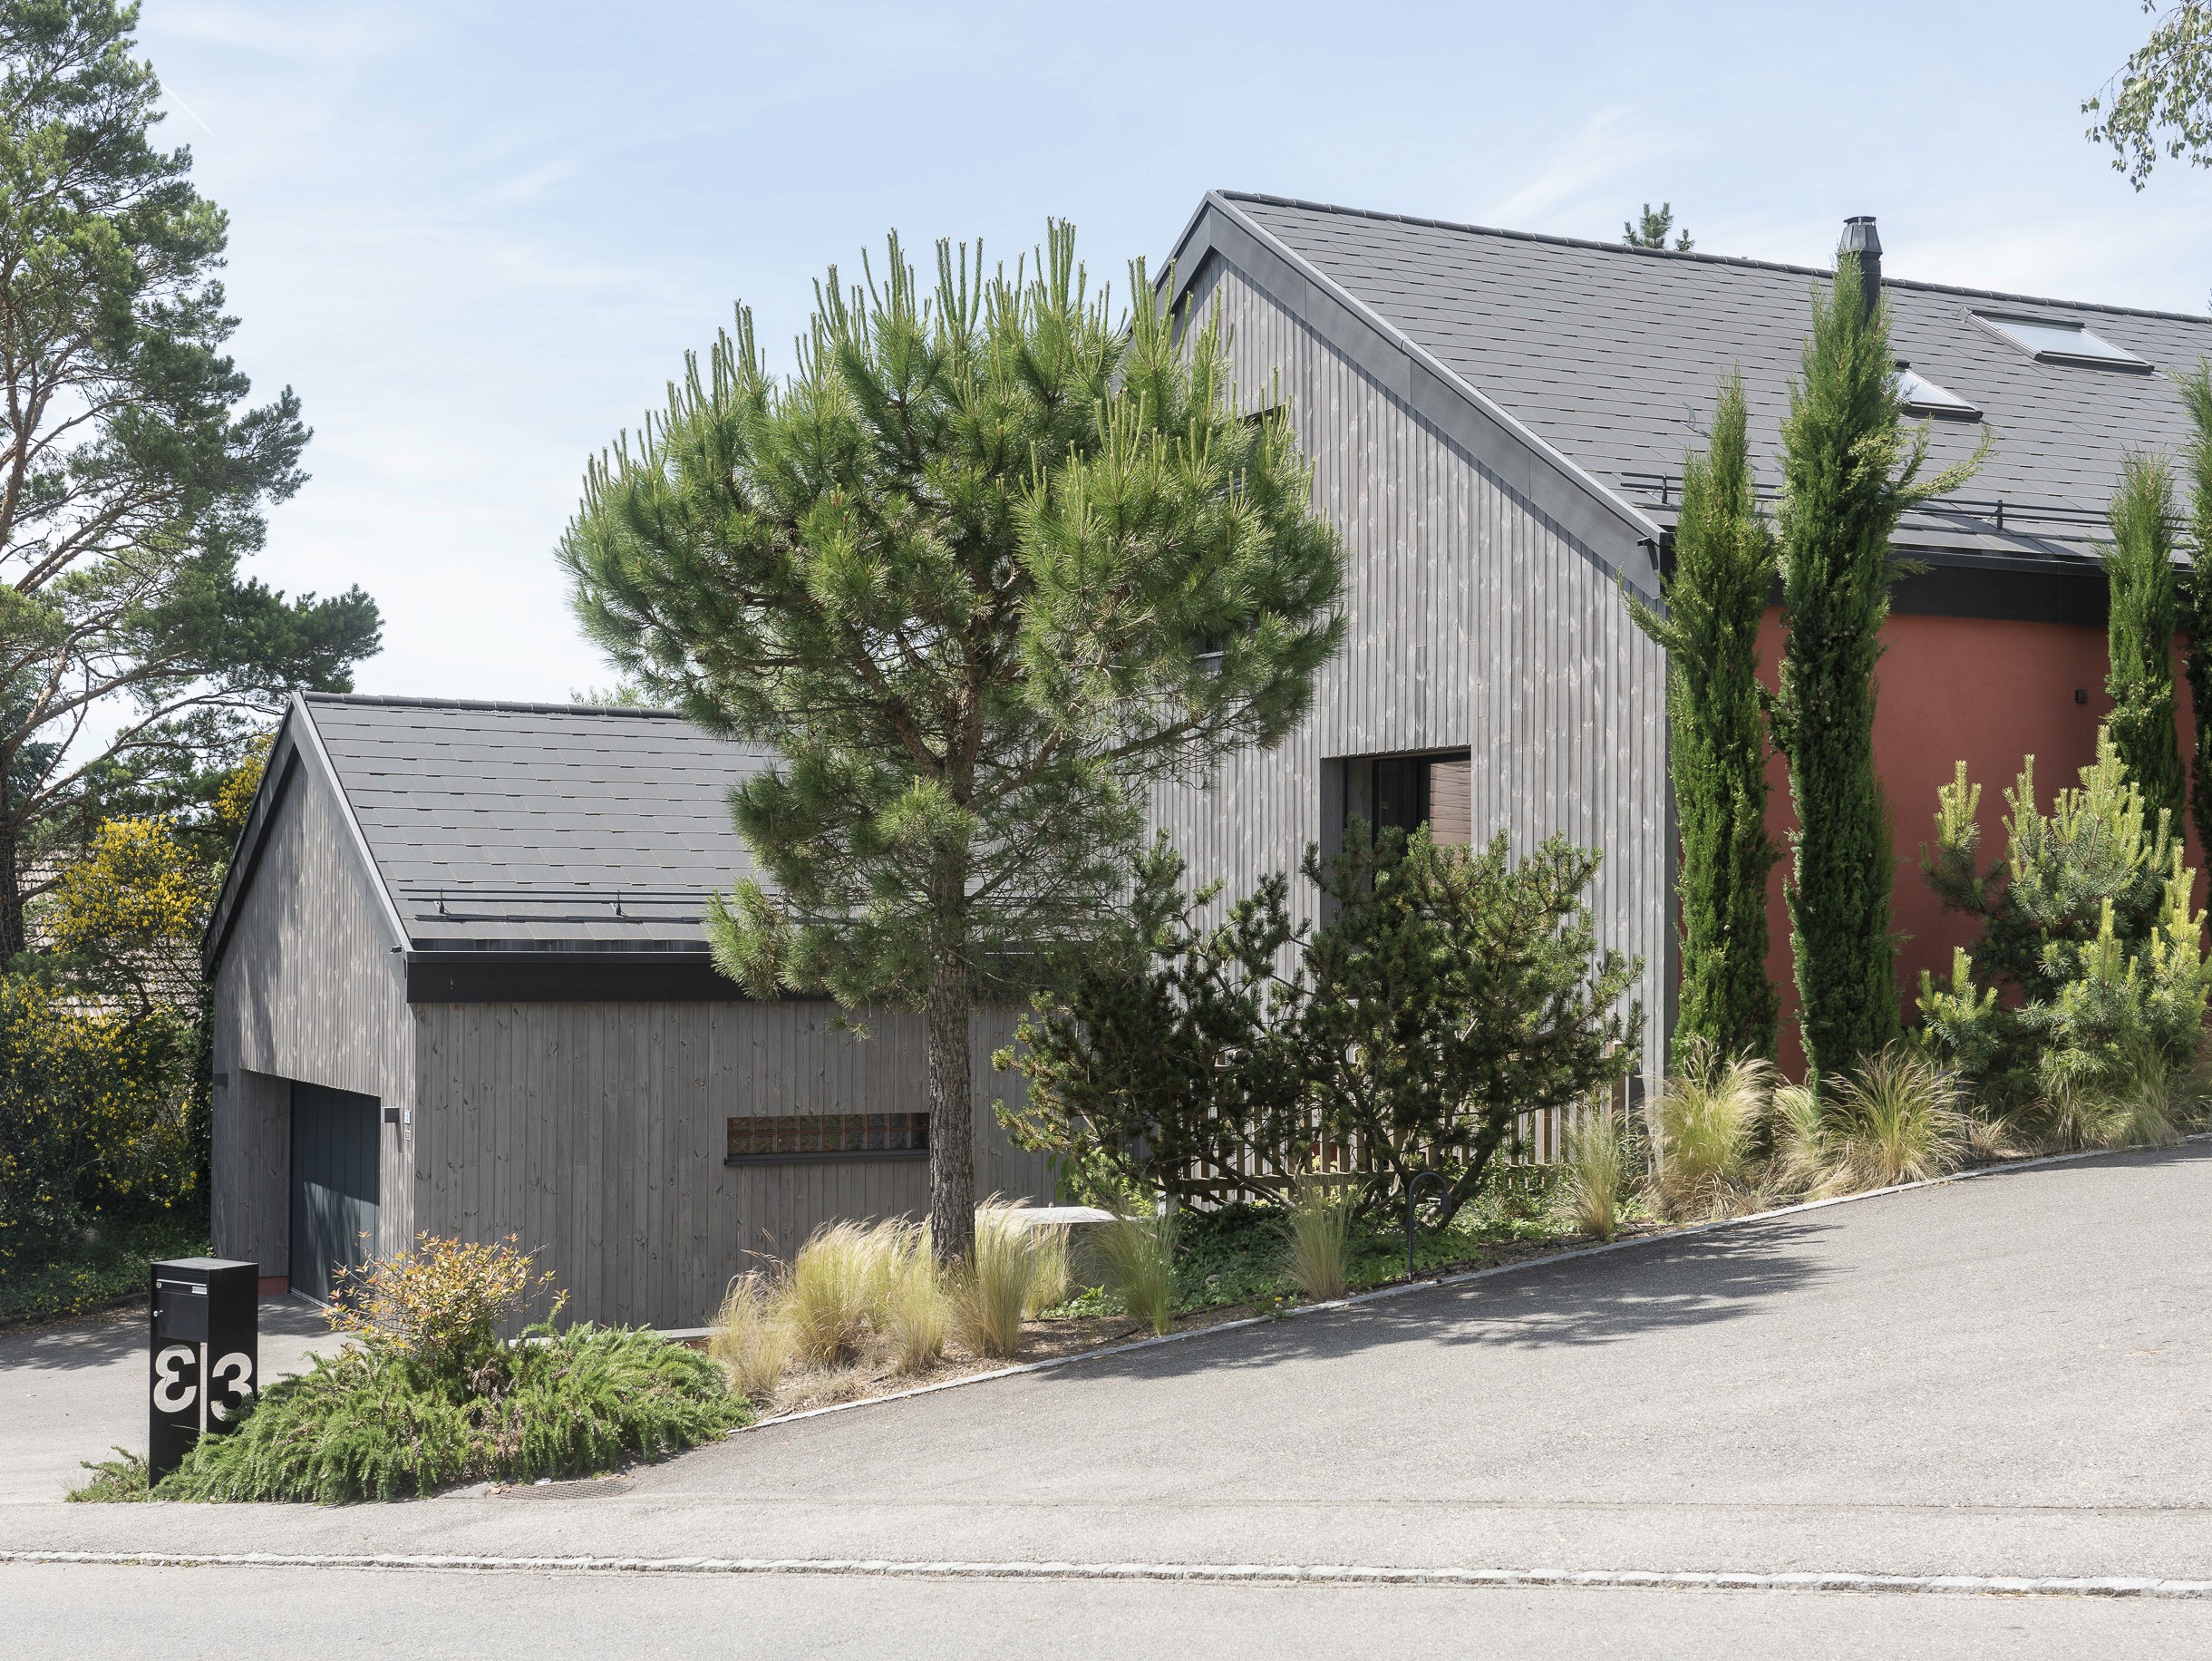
6;1548;2211;1599
742;1133;2212;1433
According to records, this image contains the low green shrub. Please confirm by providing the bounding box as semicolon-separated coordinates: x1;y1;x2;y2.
149;1323;747;1503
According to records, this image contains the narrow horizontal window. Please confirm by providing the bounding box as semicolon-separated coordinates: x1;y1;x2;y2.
1971;311;2149;370
1895;364;1981;420
725;1111;930;1163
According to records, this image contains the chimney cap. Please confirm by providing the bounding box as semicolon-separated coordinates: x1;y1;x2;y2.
1839;215;1883;256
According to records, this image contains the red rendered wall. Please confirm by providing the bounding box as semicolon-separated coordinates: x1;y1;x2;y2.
1749;607;2201;1079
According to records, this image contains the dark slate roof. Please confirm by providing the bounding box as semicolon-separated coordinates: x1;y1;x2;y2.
304;693;769;953
1197;191;2212;560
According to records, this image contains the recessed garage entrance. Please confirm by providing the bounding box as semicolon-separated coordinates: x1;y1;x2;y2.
288;1082;380;1301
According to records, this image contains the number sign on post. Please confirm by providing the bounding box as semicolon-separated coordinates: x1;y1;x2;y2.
148;1258;258;1483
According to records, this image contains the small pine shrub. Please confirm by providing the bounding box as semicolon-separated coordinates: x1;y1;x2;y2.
708;1271;794;1403
1091;1210;1177;1335
1284;1181;1353;1300
1563;1107;1629;1241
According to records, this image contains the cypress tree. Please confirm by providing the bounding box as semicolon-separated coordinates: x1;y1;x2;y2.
1625;376;1780;1066
2172;363;2212;859
2103;452;2186;836
1771;253;1984;1086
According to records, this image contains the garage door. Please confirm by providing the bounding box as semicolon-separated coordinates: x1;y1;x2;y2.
289;1082;380;1301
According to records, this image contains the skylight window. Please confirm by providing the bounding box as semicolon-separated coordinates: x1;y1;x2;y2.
1895;364;1981;420
1972;311;2149;370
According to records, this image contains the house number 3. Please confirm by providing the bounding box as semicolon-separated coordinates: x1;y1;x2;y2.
209;1352;255;1422
151;1344;198;1412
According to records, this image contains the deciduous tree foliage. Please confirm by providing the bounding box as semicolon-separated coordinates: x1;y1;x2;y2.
1625;377;1780;1066
0;0;378;957
561;226;1345;1261
2102;452;2187;838
2084;2;2212;189
1772;253;1981;1086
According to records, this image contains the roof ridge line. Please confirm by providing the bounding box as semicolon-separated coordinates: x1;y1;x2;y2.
1214;190;2212;328
305;691;686;720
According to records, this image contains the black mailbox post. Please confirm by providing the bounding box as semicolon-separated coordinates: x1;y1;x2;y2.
149;1258;258;1481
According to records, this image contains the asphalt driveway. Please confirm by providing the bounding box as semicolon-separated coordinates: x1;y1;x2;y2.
6;1143;2212;1655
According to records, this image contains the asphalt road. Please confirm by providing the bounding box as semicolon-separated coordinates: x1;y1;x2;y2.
5;1143;2211;1655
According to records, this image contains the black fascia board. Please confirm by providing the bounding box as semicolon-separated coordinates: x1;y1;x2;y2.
405;949;828;1005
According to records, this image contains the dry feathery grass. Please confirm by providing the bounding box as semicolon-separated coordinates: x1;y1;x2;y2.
1563;1107;1629;1240
707;1271;794;1403
1823;1047;1967;1191
949;1202;1039;1359
786;1220;892;1366
874;1223;947;1375
1645;1049;1769;1219
1285;1180;1355;1299
1024;1220;1072;1316
1770;1082;1831;1194
1091;1210;1178;1335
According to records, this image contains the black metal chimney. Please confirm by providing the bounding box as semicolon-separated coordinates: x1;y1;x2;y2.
1838;216;1882;320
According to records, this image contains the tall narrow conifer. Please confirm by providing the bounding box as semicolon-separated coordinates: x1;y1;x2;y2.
2103;452;2186;836
1626;377;1780;1065
2173;363;2212;859
1772;253;1983;1085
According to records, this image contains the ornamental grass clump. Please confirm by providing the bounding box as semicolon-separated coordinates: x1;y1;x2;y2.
1091;1210;1177;1335
1284;1180;1354;1301
1023;1219;1072;1316
876;1222;948;1374
708;1271;795;1403
1824;1046;1967;1191
1563;1105;1631;1241
786;1220;892;1366
949;1203;1039;1360
1644;1049;1768;1219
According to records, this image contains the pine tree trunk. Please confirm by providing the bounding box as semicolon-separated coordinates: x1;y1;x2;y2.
0;805;23;965
926;954;975;1266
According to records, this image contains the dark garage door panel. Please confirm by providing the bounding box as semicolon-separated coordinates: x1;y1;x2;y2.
289;1082;380;1301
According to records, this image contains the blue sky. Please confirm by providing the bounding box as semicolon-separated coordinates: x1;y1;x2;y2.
135;0;2212;703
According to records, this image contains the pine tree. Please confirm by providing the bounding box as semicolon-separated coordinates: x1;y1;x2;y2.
2172;363;2212;860
2102;452;2186;836
1625;377;1780;1066
562;227;1346;1263
1771;253;1983;1086
0;0;380;958
1623;202;1693;251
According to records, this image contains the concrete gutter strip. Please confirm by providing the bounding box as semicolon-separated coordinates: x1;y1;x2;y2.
740;1134;2212;1433
5;1549;2211;1599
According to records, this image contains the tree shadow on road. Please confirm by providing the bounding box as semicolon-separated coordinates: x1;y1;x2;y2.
1036;1218;1833;1387
0;1297;335;1375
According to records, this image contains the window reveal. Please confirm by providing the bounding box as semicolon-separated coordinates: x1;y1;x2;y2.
725;1111;931;1161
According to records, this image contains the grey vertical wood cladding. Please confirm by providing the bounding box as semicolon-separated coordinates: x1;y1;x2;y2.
1155;257;1669;1082
411;1000;1048;1328
210;756;413;1266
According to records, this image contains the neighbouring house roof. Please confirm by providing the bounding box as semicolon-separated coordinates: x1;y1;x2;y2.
205;692;776;996
1168;190;2212;575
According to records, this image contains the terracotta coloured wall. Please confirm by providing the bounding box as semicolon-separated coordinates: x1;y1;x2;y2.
1752;607;2202;1079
